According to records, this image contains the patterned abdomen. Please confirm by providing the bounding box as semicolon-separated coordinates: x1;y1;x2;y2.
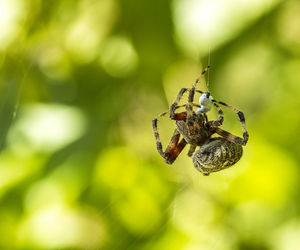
192;137;243;176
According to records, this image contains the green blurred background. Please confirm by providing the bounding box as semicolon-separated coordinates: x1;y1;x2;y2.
0;0;300;249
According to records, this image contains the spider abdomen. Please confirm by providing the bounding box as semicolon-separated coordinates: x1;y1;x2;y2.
192;137;243;176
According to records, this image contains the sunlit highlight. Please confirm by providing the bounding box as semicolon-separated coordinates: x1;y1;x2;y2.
271;219;300;250
94;147;166;235
173;0;280;55
99;36;139;77
24;162;88;213
64;0;119;63
276;0;300;53
65;16;100;63
18;206;105;249
0;0;25;50
8;104;87;152
228;139;297;206
0;152;43;197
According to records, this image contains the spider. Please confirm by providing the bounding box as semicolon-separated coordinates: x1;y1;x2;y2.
152;66;249;176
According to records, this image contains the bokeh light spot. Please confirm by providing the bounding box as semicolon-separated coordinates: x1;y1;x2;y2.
95;147;139;190
64;0;119;63
99;36;139;77
277;0;300;54
18;206;106;249
8;103;87;153
228;139;298;207
94;147;169;235
172;0;280;55
271;219;300;250
0;0;25;50
0;152;44;197
24;160;88;213
113;189;163;235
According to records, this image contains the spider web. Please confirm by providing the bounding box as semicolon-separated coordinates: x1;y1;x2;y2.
0;47;32;151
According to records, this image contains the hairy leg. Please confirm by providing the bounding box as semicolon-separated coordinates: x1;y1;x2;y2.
187;145;196;157
170;88;188;118
186;67;210;133
152;108;188;164
215;127;247;146
205;103;224;128
152;122;187;164
212;100;249;145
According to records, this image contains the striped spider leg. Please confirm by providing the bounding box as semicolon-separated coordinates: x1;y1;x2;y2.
153;105;188;164
153;103;213;164
152;66;249;173
211;99;249;146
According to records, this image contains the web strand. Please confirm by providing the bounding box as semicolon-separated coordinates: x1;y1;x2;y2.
207;45;211;89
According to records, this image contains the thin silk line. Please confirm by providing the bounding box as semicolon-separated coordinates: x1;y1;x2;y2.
207;45;211;89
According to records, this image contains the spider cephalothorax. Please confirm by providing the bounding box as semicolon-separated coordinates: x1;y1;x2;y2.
152;66;249;175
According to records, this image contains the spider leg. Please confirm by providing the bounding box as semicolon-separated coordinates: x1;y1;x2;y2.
195;90;205;95
190;89;224;127
187;67;210;113
169;84;207;119
164;129;187;164
170;88;189;119
205;103;224;128
213;103;224;126
212;100;249;145
204;113;208;123
215;128;246;146
152;120;187;164
171;103;211;122
152;110;169;157
187;145;196;157
171;111;187;121
170;67;210;120
186;67;210;131
152;106;188;164
193;66;210;88
171;103;205;121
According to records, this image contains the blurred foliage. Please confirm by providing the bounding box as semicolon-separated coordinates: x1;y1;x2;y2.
0;0;300;249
